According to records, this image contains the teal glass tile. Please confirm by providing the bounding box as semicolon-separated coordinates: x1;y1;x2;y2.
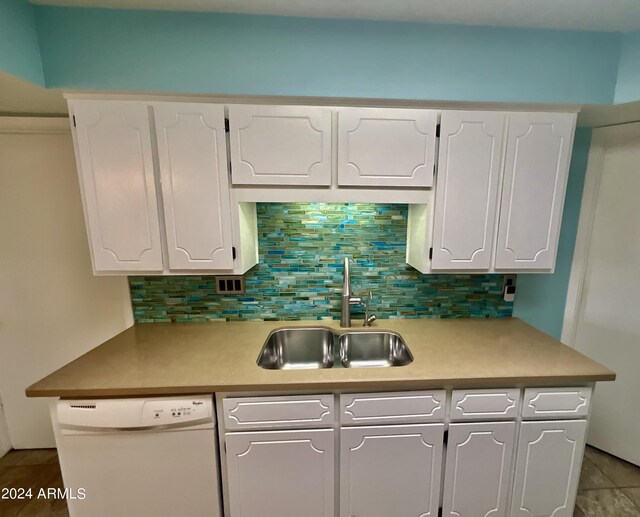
129;203;513;322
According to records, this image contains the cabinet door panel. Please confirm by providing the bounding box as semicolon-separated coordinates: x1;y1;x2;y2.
511;420;587;517
226;429;334;517
432;111;505;270
442;422;516;517
229;105;332;186
341;424;444;517
338;108;437;187
71;100;163;272
154;103;234;270
495;112;576;270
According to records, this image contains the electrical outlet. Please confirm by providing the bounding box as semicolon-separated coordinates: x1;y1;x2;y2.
215;276;245;294
502;274;517;302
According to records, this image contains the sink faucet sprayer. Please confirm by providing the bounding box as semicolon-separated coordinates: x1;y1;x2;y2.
341;257;377;328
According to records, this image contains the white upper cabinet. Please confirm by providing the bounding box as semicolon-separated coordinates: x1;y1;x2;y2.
71;100;163;273
228;105;332;186
337;108;438;187
153;103;234;271
495;112;576;270
431;111;506;270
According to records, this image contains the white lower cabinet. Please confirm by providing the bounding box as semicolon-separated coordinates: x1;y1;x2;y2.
442;422;516;517
225;429;335;517
511;420;587;517
221;389;591;517
340;424;444;517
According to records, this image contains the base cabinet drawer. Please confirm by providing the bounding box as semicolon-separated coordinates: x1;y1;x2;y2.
450;389;520;421
340;391;446;425
442;422;516;517
522;387;592;419
340;424;444;517
225;429;334;517
511;420;587;517
223;394;334;430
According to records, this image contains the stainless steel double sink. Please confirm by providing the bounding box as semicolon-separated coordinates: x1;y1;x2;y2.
257;327;413;370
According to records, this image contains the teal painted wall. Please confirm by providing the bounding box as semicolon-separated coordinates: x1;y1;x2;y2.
0;0;44;85
512;128;591;339
615;29;640;104
34;6;621;104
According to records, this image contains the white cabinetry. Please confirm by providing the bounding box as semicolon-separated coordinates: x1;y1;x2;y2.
411;110;576;273
153;103;234;270
71;100;163;272
442;422;516;517
337;108;438;187
495;112;576;270
70;99;258;275
511;420;587;517
225;429;334;517
431;111;505;270
221;394;335;517
340;424;444;517
220;387;591;517
228;105;332;186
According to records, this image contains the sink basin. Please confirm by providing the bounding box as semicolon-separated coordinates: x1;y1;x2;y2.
257;328;336;370
256;327;413;369
339;331;413;368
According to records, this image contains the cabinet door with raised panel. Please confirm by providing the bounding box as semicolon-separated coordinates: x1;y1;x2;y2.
341;424;444;517
495;112;576;270
337;108;438;187
71;100;163;273
225;429;334;517
511;420;587;517
153;103;234;270
431;111;505;270
442;422;516;517
228;105;332;186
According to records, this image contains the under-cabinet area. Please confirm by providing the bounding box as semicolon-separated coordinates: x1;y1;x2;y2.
216;386;592;517
67;98;576;276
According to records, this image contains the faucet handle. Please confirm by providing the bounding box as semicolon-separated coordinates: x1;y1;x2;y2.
363;290;376;327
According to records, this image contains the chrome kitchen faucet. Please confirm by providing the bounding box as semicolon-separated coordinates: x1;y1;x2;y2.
341;257;376;328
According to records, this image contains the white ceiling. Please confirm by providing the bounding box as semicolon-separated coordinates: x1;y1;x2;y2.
30;0;640;32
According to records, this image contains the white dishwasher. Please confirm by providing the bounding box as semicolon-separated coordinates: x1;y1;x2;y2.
53;395;222;517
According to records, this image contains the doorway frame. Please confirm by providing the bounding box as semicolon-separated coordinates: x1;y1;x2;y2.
562;121;640;346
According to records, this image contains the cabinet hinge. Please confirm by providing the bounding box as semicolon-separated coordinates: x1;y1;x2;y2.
72;115;76;127
224;118;230;133
232;247;237;260
435;123;440;138
429;247;433;260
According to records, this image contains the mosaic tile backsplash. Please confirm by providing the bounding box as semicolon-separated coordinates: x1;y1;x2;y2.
130;203;514;322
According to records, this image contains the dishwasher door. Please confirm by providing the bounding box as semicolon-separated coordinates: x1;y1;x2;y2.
53;396;222;517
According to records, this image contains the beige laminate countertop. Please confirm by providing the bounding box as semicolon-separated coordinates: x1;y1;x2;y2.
26;318;615;398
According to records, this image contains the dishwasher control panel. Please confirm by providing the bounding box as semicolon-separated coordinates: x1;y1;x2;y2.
141;399;211;426
57;396;213;430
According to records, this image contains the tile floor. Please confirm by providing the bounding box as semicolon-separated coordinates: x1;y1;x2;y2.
0;445;639;516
